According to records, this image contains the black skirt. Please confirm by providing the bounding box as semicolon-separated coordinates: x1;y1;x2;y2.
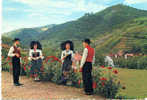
62;54;72;72
30;58;42;74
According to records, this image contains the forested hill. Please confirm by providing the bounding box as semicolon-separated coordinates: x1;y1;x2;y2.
3;4;147;54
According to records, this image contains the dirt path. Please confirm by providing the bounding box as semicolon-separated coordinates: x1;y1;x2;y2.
2;71;103;100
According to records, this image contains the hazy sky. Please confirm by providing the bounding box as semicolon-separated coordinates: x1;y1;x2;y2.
2;0;147;33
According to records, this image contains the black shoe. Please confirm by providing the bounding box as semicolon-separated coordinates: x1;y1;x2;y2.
18;83;24;85
85;92;93;95
57;81;63;85
34;80;41;82
57;80;66;85
14;83;21;86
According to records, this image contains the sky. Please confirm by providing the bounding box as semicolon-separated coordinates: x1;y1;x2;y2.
2;0;147;33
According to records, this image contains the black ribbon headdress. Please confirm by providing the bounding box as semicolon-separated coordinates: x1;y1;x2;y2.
30;41;42;50
60;40;74;51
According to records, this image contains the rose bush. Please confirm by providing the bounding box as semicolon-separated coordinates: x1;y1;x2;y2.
2;56;122;99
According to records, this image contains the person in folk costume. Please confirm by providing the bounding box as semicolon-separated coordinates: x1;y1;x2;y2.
28;41;44;81
80;39;95;95
104;54;114;67
8;38;23;86
73;51;82;69
59;40;74;85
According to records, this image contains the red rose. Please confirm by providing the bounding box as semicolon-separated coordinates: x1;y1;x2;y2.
34;74;38;77
79;68;82;72
78;80;81;85
7;57;11;61
102;82;105;87
24;66;26;71
9;62;12;66
107;67;112;69
45;56;62;63
113;70;118;74
53;56;58;61
51;59;55;63
2;56;4;60
100;77;107;81
93;82;97;89
53;56;62;63
100;65;105;68
58;60;62;63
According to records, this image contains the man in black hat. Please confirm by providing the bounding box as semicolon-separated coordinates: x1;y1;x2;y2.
8;38;23;86
80;38;95;95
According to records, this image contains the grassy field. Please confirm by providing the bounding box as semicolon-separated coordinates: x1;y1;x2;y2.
116;68;147;98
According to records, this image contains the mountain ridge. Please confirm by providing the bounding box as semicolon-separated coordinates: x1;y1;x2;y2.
3;4;147;54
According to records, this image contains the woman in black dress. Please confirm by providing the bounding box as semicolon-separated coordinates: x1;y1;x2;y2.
59;40;74;85
28;41;44;81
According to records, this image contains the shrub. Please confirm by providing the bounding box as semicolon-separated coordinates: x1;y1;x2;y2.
137;56;147;69
114;56;147;69
2;56;122;99
95;52;105;66
94;66;121;98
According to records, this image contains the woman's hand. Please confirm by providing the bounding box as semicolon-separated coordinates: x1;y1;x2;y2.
62;56;66;60
18;47;21;50
15;53;20;57
36;57;40;59
32;57;37;60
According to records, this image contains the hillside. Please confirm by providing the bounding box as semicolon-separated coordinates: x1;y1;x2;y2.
2;4;147;54
40;4;147;43
94;17;147;54
3;24;56;45
2;36;13;45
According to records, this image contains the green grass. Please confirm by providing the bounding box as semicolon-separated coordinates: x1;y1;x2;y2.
116;68;147;98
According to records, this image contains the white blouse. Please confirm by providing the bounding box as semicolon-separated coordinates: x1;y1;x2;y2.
61;50;74;62
28;49;44;60
8;46;16;57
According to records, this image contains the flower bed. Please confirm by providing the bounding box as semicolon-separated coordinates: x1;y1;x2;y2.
2;56;123;99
